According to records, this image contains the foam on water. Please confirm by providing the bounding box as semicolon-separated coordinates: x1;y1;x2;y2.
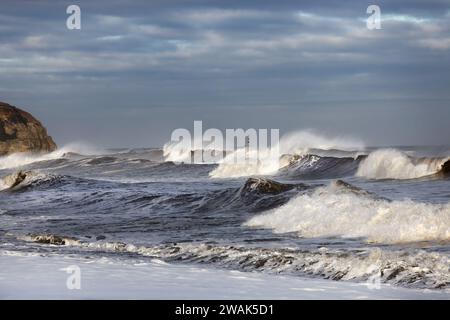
0;171;47;191
0;143;105;170
209;149;282;178
163;141;194;163
279;130;365;156
4;249;448;299
245;181;450;244
12;236;450;289
2;141;450;293
356;149;447;180
210;130;364;178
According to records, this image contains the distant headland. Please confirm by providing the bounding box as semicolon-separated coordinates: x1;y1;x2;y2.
0;101;57;155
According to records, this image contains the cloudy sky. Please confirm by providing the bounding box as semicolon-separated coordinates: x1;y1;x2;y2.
1;0;449;147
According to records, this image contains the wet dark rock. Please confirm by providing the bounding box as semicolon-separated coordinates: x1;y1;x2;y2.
0;101;56;155
241;177;296;194
441;159;450;175
31;235;69;245
2;170;29;189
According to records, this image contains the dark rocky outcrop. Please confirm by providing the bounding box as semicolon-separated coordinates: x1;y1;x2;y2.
30;234;78;246
1;170;30;189
1;170;64;192
32;235;67;245
241;177;298;194
441;159;450;176
0;101;56;155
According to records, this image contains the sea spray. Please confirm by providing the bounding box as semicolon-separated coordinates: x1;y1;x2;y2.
210;130;364;178
245;181;450;243
356;149;447;179
0;142;106;170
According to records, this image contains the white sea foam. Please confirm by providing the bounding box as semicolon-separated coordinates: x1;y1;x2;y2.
245;182;450;244
357;149;446;180
209;149;281;178
0;143;105;170
279;130;365;156
0;171;45;191
209;130;364;178
3;251;446;299
14;234;450;289
163;140;192;163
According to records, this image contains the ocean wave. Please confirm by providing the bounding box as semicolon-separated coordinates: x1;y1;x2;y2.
0;173;305;214
163;130;364;178
0;170;65;191
195;178;310;213
279;130;365;156
15;236;450;289
209;150;281;178
208;151;362;179
279;154;363;179
212;150;450;180
356;149;449;180
0;143;105;170
245;181;450;244
118;177;304;214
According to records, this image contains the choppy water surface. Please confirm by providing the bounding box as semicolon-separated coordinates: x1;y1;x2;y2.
1;142;450;290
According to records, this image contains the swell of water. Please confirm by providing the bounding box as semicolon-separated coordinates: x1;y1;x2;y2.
278;130;365;156
1;140;450;291
0;143;105;170
167;130;364;178
13;235;450;289
245;181;450;244
357;149;448;180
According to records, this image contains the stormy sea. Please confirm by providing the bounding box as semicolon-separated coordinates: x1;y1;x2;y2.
1;132;450;298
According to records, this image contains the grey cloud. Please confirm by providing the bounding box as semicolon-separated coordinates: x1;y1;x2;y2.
0;0;449;147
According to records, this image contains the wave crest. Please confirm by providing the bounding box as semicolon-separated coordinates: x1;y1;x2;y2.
356;149;448;180
16;236;450;289
0;170;64;191
279;130;365;156
0;143;105;170
245;181;450;244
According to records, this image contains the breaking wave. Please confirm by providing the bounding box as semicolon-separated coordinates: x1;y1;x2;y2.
211;149;449;180
356;149;449;180
279;130;365;156
279;154;363;179
209;149;281;178
0;170;66;191
159;133;450;181
0;173;305;213
162;130;365;178
211;130;364;178
0;143;105;170
245;181;450;244
15;235;450;289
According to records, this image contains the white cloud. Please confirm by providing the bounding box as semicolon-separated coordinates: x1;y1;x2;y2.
175;8;270;25
0;5;449;78
383;14;431;24
96;35;126;42
130;24;175;37
418;38;450;50
22;35;48;49
95;14;129;27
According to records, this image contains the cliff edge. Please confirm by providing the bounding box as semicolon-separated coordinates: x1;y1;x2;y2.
0;101;57;155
